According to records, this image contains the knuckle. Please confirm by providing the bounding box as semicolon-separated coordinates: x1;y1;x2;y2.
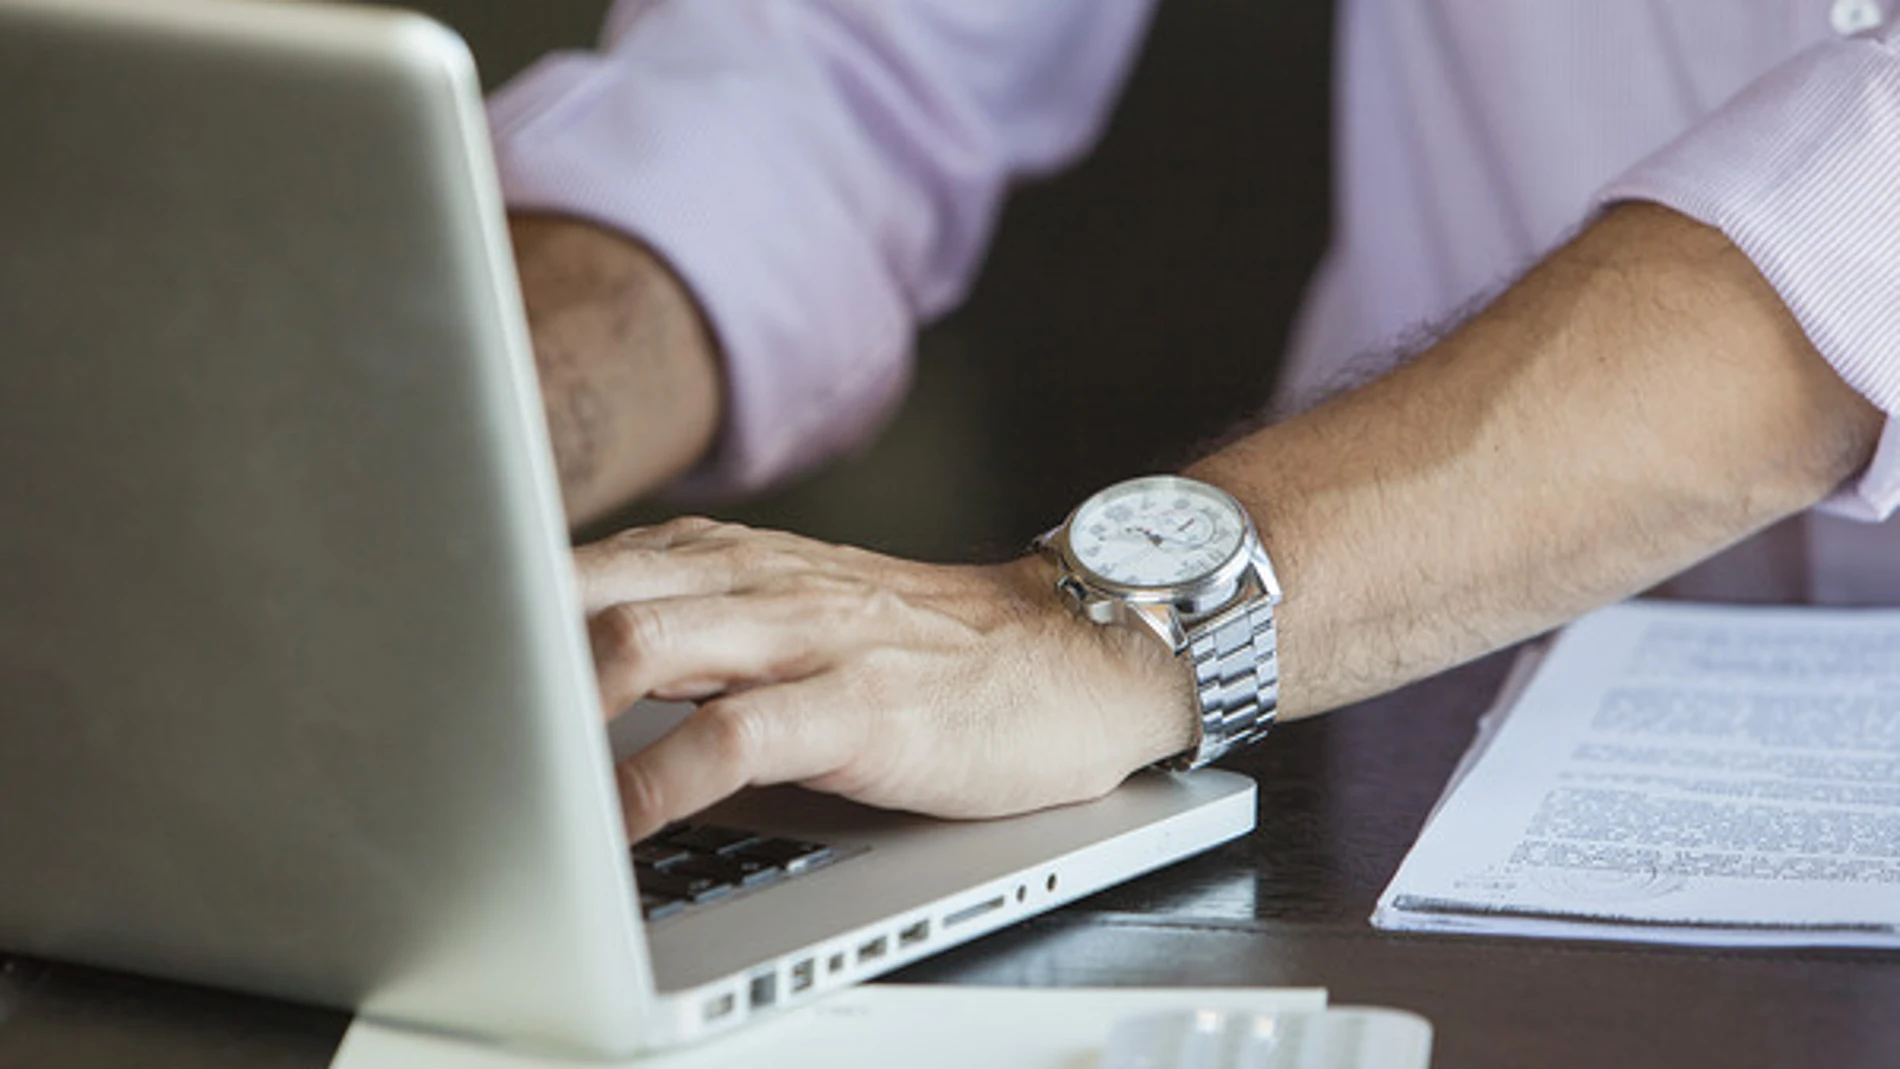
860;586;908;624
662;515;719;536
650;515;722;547
698;700;766;769
809;582;878;627
607;526;652;550
595;603;670;662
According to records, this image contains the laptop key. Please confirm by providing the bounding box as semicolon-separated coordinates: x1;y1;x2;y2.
631;840;692;869
632;823;845;919
638;892;687;922
670;853;783;889
659;824;763;856
638;868;735;905
734;838;834;874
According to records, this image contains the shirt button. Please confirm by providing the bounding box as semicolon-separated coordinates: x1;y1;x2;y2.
1832;0;1884;35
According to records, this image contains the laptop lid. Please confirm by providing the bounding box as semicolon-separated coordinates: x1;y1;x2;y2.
0;0;656;1054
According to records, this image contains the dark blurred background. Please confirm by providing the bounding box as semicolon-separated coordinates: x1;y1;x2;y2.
388;1;1334;560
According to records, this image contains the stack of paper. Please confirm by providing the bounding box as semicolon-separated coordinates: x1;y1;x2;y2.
1375;600;1900;948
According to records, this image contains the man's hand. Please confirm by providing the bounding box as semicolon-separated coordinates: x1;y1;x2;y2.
511;214;723;526
575;518;1200;840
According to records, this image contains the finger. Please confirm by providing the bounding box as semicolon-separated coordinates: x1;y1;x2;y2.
616;676;864;840
579;515;723;557
573;518;731;610
576;520;846;609
588;589;870;713
575;544;732;611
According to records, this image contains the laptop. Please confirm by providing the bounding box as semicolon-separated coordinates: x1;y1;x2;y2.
0;0;1256;1057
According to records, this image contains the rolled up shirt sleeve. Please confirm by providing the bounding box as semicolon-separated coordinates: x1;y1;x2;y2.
486;0;1152;496
1595;20;1900;521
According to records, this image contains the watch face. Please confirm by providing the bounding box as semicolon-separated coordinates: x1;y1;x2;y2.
1068;475;1248;589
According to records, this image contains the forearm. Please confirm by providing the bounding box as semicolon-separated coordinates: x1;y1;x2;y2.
490;1;1153;499
1192;203;1883;719
509;214;721;525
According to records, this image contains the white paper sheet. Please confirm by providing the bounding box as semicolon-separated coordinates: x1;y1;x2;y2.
331;986;1348;1069
1374;600;1900;948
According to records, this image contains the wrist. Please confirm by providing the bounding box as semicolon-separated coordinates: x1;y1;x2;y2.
1027;473;1281;770
999;552;1202;771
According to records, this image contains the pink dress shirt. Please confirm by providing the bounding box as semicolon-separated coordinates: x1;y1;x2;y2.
488;0;1900;605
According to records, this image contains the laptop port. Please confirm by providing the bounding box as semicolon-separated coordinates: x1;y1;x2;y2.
898;919;929;948
748;970;777;1009
701;992;735;1022
942;896;1005;929
827;952;846;975
790;959;816;993
856;935;887;963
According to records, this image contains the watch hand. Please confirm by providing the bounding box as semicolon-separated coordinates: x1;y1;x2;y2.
1150;527;1198;549
1121;524;1166;549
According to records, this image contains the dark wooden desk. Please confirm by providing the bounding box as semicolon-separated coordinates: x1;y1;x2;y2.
5;652;1898;1068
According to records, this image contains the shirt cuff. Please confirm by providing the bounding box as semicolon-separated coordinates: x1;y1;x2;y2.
487;52;912;498
1594;29;1900;521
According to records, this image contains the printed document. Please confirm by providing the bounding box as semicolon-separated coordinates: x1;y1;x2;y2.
1374;600;1900;947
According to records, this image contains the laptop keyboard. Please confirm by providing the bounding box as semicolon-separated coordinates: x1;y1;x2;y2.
633;823;836;921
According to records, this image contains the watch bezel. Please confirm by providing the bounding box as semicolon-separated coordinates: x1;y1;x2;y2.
1049;475;1262;609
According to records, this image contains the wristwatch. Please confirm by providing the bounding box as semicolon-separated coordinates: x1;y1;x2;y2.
1035;474;1282;771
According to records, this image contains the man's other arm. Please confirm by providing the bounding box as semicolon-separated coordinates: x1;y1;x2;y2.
486;1;1156;523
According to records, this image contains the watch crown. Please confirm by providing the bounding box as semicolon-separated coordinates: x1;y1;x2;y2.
1055;576;1087;608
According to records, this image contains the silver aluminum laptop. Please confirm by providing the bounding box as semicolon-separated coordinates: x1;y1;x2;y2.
0;0;1256;1057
